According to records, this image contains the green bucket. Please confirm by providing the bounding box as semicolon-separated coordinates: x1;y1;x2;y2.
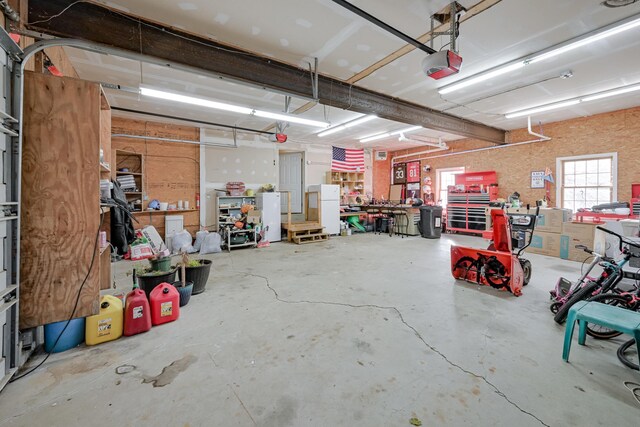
149;256;172;272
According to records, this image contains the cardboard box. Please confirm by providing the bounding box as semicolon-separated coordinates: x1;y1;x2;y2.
525;231;562;258
560;222;606;262
507;207;572;234
247;209;261;224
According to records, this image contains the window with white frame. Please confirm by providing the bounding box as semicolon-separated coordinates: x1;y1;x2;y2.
436;167;465;206
558;154;616;212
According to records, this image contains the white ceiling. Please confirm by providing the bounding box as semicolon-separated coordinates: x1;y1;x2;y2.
64;0;640;149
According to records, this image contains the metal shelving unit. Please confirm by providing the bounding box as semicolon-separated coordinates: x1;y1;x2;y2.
214;195;255;229
0;26;21;390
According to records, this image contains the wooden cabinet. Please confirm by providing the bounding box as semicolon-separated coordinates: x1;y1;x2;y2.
20;72;110;328
326;171;364;204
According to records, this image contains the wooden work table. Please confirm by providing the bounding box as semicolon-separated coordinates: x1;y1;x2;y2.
359;205;422;236
132;208;199;215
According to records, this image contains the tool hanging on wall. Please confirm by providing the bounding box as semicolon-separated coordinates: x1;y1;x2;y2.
543;167;555;205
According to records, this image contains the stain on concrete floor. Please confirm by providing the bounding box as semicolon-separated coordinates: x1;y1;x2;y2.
142;354;197;387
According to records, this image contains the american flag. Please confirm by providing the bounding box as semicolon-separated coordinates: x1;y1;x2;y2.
332;146;364;172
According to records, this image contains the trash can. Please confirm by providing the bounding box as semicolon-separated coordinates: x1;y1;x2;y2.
419;206;443;239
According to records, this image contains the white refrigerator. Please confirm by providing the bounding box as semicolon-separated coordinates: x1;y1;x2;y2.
308;184;340;235
256;192;282;242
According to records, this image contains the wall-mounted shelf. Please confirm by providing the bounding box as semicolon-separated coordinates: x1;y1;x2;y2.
133;209;198;215
327;171;364;203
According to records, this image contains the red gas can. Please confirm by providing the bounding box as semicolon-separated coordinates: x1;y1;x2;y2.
150;282;180;326
124;288;152;336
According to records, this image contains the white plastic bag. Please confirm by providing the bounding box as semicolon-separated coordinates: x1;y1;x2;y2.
200;232;222;255
193;230;209;252
172;229;195;254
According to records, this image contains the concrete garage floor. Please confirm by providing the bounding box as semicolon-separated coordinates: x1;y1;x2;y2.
1;233;639;426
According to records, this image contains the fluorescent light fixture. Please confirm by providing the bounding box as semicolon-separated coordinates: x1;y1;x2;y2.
581;83;640;102
505;100;580;119
505;82;640;119
359;126;422;143
439;14;640;95
391;126;422;135
317;115;377;137
140;87;253;114
360;132;391;143
528;16;640;64
439;63;525;95
253;110;329;128
140;87;329;128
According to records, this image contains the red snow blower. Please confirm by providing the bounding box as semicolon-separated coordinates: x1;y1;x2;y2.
450;207;539;296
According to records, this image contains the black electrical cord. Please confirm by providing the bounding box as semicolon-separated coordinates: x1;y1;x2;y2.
617;339;639;370
10;210;105;383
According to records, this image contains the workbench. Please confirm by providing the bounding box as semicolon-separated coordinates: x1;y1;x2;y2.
360;205;421;236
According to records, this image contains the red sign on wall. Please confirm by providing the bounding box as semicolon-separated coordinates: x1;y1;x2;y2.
406;161;420;183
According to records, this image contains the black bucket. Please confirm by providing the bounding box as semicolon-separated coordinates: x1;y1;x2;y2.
177;259;212;295
138;269;177;299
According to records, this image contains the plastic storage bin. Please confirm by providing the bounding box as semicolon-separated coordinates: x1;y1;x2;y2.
86;295;124;345
150;283;180;326
44;318;86;353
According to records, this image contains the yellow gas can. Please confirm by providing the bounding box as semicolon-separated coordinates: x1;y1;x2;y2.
85;295;123;345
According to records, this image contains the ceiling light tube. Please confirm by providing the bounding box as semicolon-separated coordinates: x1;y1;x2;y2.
581;83;640;102
140;87;329;128
140;87;253;114
439;13;640;95
359;125;421;143
439;63;525;95
527;15;640;65
317;115;377;137
505;100;580;119
360;132;391;143
390;126;422;136
505;82;640;119
252;110;328;128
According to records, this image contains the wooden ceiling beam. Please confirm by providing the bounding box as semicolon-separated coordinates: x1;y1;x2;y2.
27;0;506;144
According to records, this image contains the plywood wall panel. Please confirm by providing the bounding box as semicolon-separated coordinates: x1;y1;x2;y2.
111;117;200;237
20;72;100;328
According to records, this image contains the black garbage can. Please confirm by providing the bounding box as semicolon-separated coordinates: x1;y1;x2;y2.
419;206;443;239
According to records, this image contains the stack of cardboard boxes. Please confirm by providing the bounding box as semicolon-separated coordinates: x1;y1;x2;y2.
506;207;605;262
560;222;606;262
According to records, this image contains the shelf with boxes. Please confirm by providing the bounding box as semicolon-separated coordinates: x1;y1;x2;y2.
327;171;364;204
114;150;144;212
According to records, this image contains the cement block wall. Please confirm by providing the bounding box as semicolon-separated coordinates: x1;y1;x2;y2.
375;106;640;206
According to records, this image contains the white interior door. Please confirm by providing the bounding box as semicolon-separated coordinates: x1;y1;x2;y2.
279;152;303;214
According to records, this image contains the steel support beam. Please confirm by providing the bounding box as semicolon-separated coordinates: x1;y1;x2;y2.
27;0;506;144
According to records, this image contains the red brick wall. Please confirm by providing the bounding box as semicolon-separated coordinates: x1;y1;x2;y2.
376;106;640;206
372;150;391;200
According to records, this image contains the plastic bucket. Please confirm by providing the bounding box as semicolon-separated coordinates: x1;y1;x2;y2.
149;257;172;272
172;281;194;306
177;260;212;295
138;269;177;299
44;318;86;353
